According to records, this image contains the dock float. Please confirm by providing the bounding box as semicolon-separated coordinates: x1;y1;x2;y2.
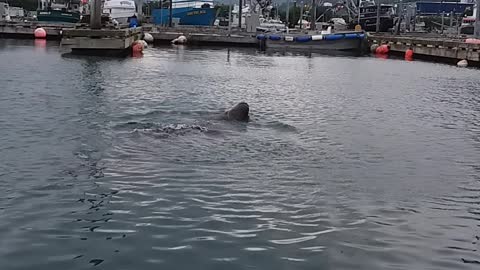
148;26;257;47
61;27;142;56
0;21;73;39
369;34;480;65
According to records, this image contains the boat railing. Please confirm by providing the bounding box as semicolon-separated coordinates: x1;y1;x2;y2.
171;0;214;9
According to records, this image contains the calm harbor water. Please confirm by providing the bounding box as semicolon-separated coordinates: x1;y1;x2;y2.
1;39;480;270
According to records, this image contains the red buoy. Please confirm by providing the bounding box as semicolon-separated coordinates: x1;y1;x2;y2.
375;53;389;60
34;28;47;39
405;48;414;59
132;41;143;54
375;44;389;55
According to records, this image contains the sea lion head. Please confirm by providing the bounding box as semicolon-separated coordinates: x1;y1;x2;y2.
225;102;249;122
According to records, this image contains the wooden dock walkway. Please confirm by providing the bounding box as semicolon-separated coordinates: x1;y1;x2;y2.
61;27;143;56
0;21;75;39
368;34;480;64
146;26;257;47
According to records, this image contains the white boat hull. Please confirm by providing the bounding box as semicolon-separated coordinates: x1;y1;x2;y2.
103;0;136;23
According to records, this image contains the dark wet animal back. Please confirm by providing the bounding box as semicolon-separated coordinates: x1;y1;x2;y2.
225;102;249;122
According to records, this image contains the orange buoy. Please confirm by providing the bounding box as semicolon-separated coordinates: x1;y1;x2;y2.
132;51;143;58
405;48;414;59
132;41;143;54
375;53;389;60
375;44;390;54
34;28;47;39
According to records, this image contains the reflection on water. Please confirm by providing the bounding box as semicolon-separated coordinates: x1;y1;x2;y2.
0;39;480;270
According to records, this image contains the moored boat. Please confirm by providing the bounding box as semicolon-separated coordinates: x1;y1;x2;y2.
460;5;476;35
102;0;136;24
36;0;82;23
257;30;367;52
152;0;216;26
352;1;395;32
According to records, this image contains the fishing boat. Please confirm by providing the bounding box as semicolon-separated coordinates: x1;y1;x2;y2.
257;30;367;52
351;1;395;32
152;0;216;26
460;5;476;35
256;17;286;32
36;0;82;23
102;0;136;24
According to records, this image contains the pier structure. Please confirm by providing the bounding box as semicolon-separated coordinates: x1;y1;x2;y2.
61;27;143;56
369;34;480;64
0;21;68;39
147;26;257;46
59;0;142;55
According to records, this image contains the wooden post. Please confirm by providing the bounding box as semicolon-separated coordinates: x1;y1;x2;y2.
300;1;304;29
310;0;316;30
405;4;411;31
228;1;232;34
376;0;381;32
286;0;290;31
90;0;102;29
441;11;444;34
239;0;243;28
134;0;143;21
169;0;173;27
357;2;361;26
159;2;163;26
450;11;453;27
475;0;480;38
412;5;417;32
395;0;403;35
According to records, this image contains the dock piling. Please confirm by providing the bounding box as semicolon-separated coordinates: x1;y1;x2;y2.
376;0;381;33
90;0;102;29
239;0;243;29
475;0;480;38
310;0;316;30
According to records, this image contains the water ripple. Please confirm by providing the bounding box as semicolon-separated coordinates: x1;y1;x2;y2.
1;41;480;270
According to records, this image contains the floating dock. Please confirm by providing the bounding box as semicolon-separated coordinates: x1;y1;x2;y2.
369;34;480;65
61;27;143;56
0;21;73;39
147;26;257;47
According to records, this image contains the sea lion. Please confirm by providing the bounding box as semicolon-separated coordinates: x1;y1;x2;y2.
224;102;250;122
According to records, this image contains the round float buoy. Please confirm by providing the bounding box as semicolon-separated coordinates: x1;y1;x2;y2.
465;38;480;44
370;44;379;53
132;41;144;54
375;44;389;54
139;40;148;48
405;48;413;61
34;27;47;39
457;59;468;67
171;35;187;44
143;33;154;43
375;53;389;60
132;51;143;58
405;48;413;58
